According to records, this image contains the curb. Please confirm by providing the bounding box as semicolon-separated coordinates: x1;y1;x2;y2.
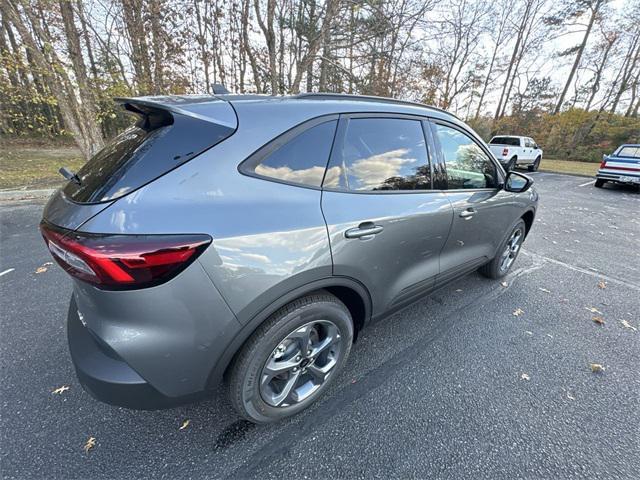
537;169;595;178
0;188;55;202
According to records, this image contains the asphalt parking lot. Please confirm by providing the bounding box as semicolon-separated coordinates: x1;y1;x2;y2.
1;172;639;480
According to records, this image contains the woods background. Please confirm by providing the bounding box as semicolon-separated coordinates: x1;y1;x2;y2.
1;0;639;163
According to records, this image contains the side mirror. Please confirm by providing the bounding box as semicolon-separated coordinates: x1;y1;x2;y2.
505;171;533;193
533;144;538;149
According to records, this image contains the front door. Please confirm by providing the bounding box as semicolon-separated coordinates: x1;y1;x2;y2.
429;121;515;284
322;115;453;318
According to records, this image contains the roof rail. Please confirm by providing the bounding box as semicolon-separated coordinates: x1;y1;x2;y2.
294;93;461;121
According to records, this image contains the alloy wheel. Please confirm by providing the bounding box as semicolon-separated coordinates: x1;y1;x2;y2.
260;320;342;407
499;227;523;273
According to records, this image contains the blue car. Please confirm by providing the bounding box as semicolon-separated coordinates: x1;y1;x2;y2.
595;144;640;189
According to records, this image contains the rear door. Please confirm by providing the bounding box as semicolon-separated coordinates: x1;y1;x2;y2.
429;120;515;284
321;114;453;318
523;137;534;163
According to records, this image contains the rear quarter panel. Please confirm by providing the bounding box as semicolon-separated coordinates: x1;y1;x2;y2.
77;100;343;324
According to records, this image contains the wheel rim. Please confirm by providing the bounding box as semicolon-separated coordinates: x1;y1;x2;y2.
260;320;342;408
499;227;523;273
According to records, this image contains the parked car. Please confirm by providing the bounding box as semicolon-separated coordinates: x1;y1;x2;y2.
595;144;640;189
40;93;538;423
489;135;543;172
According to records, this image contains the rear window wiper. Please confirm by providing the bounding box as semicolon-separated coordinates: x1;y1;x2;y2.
59;167;81;185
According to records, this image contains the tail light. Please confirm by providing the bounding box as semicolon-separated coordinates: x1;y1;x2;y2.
600;158;607;168
502;148;509;156
40;222;211;290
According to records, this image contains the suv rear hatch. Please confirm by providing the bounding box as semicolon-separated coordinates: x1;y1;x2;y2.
43;95;237;230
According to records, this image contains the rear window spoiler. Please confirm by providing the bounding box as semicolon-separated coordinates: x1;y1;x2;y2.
113;96;237;128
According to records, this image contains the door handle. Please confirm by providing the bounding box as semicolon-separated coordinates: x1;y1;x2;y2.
459;208;475;219
345;223;384;239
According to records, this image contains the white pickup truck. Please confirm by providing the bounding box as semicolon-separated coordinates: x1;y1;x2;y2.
488;135;543;172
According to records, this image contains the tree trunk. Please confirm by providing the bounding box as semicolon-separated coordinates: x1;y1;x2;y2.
1;0;102;158
554;0;602;114
148;0;164;94
494;1;529;119
121;0;153;94
59;0;103;153
254;0;277;94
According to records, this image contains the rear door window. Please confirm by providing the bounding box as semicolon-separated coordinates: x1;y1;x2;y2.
490;137;520;147
241;119;338;187
323;117;431;191
433;123;498;190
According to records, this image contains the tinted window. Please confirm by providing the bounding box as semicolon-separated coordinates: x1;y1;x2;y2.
490;137;520;146
324;118;430;191
249;120;337;187
435;124;498;189
64;111;234;203
617;146;640;158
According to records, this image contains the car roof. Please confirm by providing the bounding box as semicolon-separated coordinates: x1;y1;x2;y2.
116;93;461;123
217;92;461;121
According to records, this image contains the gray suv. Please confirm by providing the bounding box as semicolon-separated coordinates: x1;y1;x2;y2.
40;93;538;423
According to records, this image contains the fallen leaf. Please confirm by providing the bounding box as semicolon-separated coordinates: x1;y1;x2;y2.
597;280;607;289
35;262;53;273
621;320;637;331
455;289;463;292
84;437;96;453
585;307;602;315
567;392;575;400
521;373;530;381
500;281;508;287
52;385;70;395
512;308;524;317
179;419;190;430
589;363;605;373
539;287;551;293
525;330;533;335
592;316;605;325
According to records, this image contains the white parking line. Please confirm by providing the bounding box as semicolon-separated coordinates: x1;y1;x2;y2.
0;268;15;277
578;180;595;187
522;250;640;292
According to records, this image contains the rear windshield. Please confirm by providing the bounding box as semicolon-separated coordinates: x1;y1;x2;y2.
63;109;235;203
617;146;640;158
490;137;520;146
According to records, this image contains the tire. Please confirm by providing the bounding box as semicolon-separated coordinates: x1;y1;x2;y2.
479;219;526;280
507;157;517;171
594;179;605;188
228;291;353;423
528;156;541;172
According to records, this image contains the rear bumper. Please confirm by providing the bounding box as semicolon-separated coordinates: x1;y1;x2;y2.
66;256;242;409
67;297;206;409
596;170;640;183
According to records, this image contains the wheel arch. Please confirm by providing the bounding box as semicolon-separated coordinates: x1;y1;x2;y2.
521;209;535;237
207;276;372;389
